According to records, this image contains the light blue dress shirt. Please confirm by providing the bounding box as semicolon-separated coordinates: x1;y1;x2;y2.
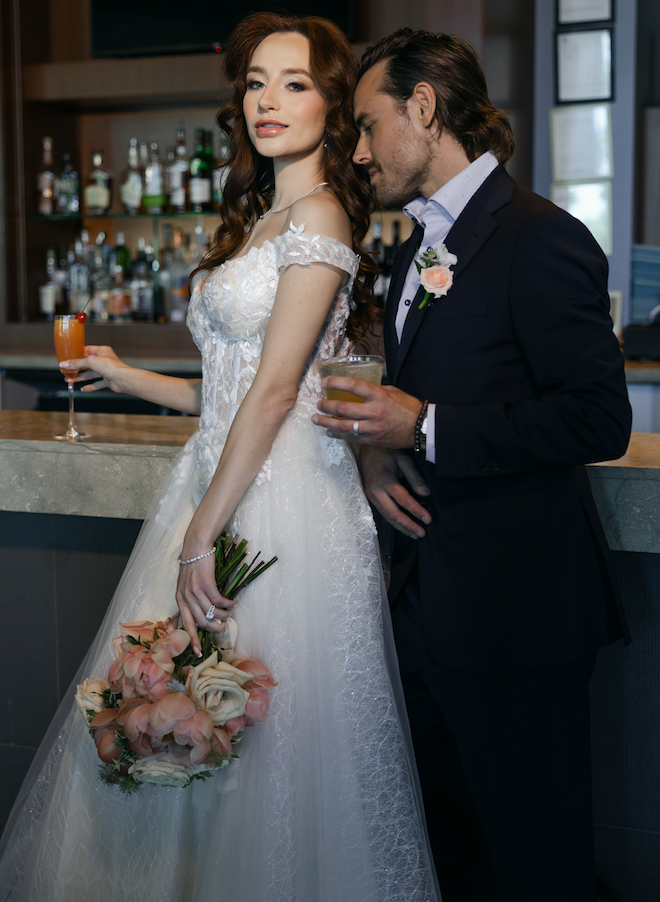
397;151;499;462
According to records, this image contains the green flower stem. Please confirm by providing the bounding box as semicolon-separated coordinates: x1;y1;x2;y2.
418;292;432;310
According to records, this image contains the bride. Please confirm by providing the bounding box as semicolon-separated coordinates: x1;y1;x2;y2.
0;14;439;902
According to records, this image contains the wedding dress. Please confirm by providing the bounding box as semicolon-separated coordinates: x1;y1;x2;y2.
0;224;439;902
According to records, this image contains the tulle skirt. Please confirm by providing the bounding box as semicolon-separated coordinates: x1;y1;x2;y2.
0;404;439;902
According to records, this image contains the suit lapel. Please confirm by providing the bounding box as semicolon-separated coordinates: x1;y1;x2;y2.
384;222;423;376
391;166;516;384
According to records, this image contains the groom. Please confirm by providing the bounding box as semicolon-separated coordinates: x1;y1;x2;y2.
313;28;631;902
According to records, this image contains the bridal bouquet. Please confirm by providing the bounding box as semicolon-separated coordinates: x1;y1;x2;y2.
76;533;277;793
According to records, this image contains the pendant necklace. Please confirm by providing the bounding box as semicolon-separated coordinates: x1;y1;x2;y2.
259;182;329;219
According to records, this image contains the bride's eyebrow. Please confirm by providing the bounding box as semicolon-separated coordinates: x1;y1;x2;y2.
247;66;312;78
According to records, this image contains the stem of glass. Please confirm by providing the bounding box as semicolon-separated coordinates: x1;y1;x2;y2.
67;381;76;435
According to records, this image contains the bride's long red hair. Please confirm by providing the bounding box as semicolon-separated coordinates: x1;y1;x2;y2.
195;13;378;342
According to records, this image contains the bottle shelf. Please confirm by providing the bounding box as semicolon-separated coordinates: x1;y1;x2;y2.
28;212;220;222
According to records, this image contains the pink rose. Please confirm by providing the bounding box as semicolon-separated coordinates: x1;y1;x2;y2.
173;708;215;748
148;629;190;673
223;715;246;737
117;698;154;756
148;692;196;740
108;641;178;702
89;708;122;763
112;616;180;657
210;728;233;760
420;265;453;298
233;658;277;690
245;686;271;724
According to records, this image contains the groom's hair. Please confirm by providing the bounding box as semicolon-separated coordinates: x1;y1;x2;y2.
357;29;515;166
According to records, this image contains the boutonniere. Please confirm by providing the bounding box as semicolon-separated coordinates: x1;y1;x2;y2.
415;243;458;310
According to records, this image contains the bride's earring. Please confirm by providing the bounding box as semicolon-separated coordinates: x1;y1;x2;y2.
324;132;333;150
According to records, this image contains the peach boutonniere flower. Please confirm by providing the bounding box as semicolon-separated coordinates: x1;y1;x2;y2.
415;243;458;310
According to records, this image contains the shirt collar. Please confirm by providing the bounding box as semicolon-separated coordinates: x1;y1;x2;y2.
403;150;500;228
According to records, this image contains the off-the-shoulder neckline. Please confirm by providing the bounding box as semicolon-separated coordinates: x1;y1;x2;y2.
197;227;356;294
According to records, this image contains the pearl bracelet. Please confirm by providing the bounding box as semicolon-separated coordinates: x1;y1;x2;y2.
178;547;216;565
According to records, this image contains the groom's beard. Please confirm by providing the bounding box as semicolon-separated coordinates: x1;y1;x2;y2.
368;142;433;209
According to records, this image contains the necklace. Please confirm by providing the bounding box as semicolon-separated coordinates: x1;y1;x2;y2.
259;182;329;219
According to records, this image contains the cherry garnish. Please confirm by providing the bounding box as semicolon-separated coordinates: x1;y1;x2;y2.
76;311;87;323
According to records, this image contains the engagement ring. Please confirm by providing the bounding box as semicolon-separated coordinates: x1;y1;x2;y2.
353;420;360;435
205;603;216;620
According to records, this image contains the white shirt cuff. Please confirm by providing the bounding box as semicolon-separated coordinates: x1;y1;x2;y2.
425;403;436;464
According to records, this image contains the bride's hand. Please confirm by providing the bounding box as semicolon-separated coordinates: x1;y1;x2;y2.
175;554;236;656
59;345;132;393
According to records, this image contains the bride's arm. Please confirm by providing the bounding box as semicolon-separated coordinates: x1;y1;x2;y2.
176;203;352;654
60;345;201;414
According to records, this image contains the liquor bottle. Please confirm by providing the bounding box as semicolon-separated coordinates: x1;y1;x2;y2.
114;231;131;275
84;151;112;215
142;141;167;215
69;238;90;314
130;238;155;321
119;137;143;215
167;127;188;212
107;265;131;322
188;128;212;213
56;153;80;214
89;233;110;321
39;247;59;319
53;251;71;313
37;137;55;216
167;125;189;213
212;135;230;212
161;227;190;322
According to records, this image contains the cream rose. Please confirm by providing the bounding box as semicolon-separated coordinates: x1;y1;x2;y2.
420;265;453;298
185;651;252;726
129;754;192;788
75;679;110;720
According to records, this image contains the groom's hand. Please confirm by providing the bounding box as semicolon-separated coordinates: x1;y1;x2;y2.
360;445;431;539
312;377;422;447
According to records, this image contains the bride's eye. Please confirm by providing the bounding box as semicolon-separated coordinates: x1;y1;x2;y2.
287;81;306;92
246;79;264;90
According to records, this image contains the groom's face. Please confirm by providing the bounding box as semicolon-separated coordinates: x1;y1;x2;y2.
353;61;433;207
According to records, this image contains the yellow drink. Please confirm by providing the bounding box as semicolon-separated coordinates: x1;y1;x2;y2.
317;356;384;407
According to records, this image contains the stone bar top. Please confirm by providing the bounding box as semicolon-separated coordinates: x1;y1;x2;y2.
0;411;658;552
0;411;197;520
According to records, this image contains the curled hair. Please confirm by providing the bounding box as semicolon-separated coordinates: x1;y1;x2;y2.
195;13;378;342
358;28;515;165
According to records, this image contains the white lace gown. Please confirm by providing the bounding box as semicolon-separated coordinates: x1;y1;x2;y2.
0;225;439;902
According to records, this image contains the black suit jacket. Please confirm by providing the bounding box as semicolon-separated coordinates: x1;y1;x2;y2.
386;166;632;671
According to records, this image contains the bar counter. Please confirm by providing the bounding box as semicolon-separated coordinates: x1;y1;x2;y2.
0;413;659;898
0;410;197;519
0;409;657;550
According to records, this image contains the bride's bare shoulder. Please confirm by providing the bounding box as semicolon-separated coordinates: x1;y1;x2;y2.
285;190;352;245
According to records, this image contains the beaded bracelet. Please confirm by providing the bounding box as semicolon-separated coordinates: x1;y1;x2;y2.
414;400;429;454
178;547;216;565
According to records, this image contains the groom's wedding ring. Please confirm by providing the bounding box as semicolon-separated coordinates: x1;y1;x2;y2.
205;603;216;620
353;419;360;435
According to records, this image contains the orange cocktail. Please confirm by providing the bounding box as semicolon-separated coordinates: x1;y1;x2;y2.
54;315;85;381
54;315;89;440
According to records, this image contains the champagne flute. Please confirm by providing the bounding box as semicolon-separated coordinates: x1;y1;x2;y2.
53;314;90;440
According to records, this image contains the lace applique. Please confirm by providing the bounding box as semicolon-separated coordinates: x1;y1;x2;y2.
275;222;359;288
322;436;348;468
254;457;272;486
